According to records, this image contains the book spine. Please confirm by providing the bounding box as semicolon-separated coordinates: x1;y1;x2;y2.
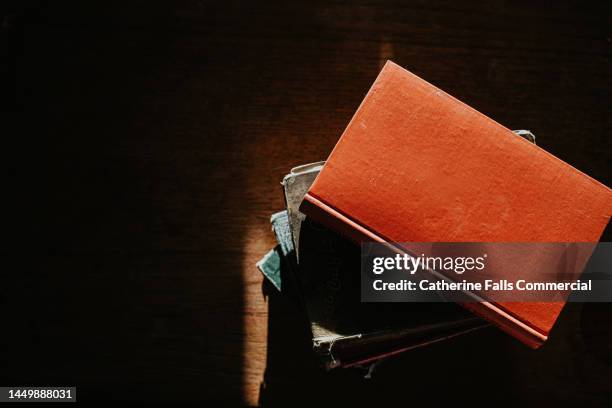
301;193;387;243
460;302;545;348
301;192;548;349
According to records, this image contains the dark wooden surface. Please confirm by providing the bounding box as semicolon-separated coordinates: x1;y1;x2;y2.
2;1;611;406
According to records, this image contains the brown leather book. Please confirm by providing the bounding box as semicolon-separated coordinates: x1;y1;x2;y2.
300;61;612;347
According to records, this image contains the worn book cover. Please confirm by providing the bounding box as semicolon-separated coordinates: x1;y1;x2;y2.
300;61;612;347
282;164;486;368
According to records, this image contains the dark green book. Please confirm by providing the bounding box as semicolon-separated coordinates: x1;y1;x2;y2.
279;164;486;369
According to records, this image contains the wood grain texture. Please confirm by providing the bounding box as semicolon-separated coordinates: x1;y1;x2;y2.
2;0;610;406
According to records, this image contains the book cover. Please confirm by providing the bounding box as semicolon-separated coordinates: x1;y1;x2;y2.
281;165;486;368
300;61;612;347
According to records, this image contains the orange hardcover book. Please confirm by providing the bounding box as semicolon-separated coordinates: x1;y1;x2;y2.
300;61;612;347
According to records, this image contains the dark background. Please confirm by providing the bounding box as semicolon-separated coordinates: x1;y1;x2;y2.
2;0;611;406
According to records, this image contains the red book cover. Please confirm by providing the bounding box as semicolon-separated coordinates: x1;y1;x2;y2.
300;61;612;348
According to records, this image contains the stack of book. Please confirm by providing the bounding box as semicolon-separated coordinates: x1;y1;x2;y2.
257;61;611;370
